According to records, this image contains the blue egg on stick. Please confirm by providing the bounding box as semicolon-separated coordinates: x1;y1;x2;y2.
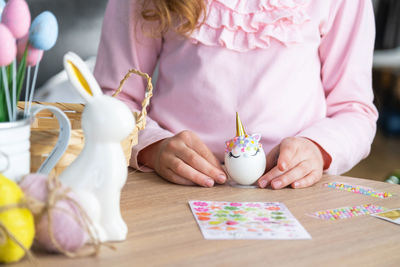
29;11;59;51
0;0;6;21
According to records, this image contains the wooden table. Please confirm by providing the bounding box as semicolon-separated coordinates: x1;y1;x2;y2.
16;170;400;267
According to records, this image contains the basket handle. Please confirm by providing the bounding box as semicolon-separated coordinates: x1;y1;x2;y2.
30;105;72;175
112;69;153;131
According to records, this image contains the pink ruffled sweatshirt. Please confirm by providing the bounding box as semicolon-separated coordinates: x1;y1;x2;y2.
94;0;378;175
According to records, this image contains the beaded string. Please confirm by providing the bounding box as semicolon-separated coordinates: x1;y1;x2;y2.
309;204;386;221
324;182;392;199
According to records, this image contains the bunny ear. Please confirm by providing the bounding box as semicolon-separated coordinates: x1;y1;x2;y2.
252;133;261;142
63;52;102;102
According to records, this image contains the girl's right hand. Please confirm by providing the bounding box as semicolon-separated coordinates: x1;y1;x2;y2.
138;130;227;187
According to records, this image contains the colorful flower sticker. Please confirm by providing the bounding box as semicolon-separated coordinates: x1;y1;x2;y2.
193;201;208;206
189;201;311;240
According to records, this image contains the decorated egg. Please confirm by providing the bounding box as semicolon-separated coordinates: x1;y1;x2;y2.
29;11;58;51
224;113;266;185
0;23;17;66
1;0;31;39
0;173;35;263
20;174;88;253
0;0;6;21
17;34;43;66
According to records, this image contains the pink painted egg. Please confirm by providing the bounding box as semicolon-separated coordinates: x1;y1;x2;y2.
1;0;31;38
26;46;43;66
0;23;16;66
16;33;28;60
20;173;88;253
17;34;43;66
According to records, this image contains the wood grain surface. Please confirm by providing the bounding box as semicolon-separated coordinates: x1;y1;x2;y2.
14;170;400;267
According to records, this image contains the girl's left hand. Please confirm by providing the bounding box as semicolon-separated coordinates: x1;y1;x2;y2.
257;137;331;189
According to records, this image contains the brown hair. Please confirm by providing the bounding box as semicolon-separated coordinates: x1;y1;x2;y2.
140;0;207;37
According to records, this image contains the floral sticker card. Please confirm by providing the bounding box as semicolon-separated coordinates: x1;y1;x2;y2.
189;200;311;240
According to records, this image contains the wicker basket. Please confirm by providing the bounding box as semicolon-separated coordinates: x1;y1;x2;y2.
18;69;153;176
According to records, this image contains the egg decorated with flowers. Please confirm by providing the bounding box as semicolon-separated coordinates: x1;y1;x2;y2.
224;113;266;185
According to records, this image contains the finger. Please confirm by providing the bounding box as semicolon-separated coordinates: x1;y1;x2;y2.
277;138;300;171
176;147;226;184
265;145;280;172
257;165;285;188
270;160;312;189
169;158;215;187
163;168;196;186
291;170;322;189
179;131;223;171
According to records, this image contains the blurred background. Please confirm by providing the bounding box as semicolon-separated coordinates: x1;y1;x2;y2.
26;0;400;182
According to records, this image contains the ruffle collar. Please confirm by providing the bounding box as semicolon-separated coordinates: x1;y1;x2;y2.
190;0;311;52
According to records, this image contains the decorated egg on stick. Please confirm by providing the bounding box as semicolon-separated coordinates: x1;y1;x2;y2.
1;0;31;39
0;0;6;21
17;35;43;66
224;113;266;185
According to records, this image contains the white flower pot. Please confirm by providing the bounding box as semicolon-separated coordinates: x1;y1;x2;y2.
0;105;71;182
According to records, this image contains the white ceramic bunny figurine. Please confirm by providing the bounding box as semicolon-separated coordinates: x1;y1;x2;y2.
59;52;135;242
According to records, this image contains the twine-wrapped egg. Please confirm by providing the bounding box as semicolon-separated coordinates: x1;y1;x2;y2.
20;174;88;253
0;174;35;264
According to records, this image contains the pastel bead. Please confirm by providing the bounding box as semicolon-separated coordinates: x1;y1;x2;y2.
0;23;16;66
29;11;58;51
1;0;31;38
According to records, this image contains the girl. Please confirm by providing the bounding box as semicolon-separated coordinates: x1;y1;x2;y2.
94;0;378;189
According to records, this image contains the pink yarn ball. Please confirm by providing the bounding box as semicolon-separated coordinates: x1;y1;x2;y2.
17;35;43;66
1;0;31;38
19;173;88;253
0;23;16;66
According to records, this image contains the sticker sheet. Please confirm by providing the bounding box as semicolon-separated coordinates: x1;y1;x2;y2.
308;204;386;220
324;182;392;199
371;208;400;225
188;200;311;240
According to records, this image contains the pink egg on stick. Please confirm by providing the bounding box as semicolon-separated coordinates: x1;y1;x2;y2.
0;23;17;121
24;48;43;117
17;35;44;116
1;0;31;38
1;0;31;120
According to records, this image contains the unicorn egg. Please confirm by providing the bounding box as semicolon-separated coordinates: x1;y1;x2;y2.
224;113;266;185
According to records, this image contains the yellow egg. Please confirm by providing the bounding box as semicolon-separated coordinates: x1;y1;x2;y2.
0;174;35;263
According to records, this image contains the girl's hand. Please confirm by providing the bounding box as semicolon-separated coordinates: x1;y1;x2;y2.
138;130;227;187
257;137;331;189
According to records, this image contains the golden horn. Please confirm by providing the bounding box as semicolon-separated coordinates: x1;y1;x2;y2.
236;112;246;137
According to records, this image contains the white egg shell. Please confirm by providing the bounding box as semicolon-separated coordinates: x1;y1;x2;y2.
224;147;266;185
